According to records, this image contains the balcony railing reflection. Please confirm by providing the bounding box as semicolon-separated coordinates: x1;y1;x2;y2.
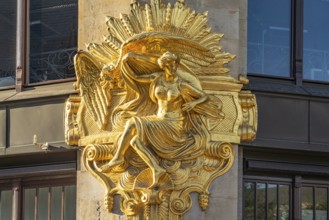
29;47;76;83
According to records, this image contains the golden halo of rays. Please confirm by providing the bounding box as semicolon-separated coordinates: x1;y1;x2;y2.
87;0;236;75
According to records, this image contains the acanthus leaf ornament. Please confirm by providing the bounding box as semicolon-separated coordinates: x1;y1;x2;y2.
64;0;257;219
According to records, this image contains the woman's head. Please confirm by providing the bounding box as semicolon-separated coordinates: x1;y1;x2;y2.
158;51;179;73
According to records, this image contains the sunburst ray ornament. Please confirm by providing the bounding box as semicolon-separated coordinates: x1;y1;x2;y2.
87;0;235;74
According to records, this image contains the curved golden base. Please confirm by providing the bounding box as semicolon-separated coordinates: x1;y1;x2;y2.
83;142;234;219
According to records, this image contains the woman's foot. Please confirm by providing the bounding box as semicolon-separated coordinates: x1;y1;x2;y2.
100;158;125;172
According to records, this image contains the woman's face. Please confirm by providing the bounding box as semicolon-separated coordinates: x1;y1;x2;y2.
163;60;177;75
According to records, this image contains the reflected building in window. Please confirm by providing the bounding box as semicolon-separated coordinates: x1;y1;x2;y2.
0;0;16;87
28;0;77;84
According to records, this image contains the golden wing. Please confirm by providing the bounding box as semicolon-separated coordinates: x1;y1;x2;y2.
74;51;112;130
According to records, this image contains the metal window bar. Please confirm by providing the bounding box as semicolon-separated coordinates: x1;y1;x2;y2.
48;187;51;220
289;185;292;220
23;186;67;220
276;184;279;220
254;182;257;220
243;179;294;220
302;183;329;220
35;188;38;220
61;186;64;220
34;189;37;220
265;183;268;220
313;186;316;220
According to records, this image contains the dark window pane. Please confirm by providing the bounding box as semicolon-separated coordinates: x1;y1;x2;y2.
0;0;16;87
38;188;49;219
244;182;255;220
303;0;329;82
268;184;278;220
247;0;291;77
24;188;36;220
51;186;62;220
64;185;76;220
257;183;266;220
302;187;314;220
29;0;77;83
279;184;290;220
0;190;13;220
315;188;327;220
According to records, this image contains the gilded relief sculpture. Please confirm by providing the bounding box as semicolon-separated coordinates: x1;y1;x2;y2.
64;0;257;219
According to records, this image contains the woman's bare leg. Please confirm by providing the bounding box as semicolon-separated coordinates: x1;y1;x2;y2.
101;119;136;172
130;136;166;187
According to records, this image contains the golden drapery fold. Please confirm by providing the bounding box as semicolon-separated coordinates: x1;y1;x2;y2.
111;52;224;162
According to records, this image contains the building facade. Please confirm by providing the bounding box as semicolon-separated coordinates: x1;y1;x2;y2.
0;0;328;219
244;0;329;219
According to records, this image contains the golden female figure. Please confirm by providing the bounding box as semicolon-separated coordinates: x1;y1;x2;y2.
101;51;223;186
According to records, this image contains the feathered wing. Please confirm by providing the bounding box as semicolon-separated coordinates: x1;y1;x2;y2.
74;51;112;130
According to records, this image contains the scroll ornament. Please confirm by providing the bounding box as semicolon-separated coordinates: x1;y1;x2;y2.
64;0;257;219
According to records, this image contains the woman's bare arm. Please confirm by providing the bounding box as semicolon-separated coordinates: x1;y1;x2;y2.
180;81;208;111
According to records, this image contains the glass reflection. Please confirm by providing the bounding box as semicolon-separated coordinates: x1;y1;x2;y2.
64;185;76;220
302;187;314;220
29;0;77;83
0;0;16;87
248;0;291;77
257;183;266;220
279;185;290;220
315;188;327;220
244;182;255;220
38;188;49;219
0;190;13;220
24;188;36;220
268;184;278;220
51;186;62;220
303;0;329;82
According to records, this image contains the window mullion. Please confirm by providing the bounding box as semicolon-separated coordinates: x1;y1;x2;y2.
276;184;279;220
327;187;329;220
313;186;316;220
265;183;268;220
35;188;38;220
12;179;22;220
61;186;64;220
48;188;51;220
15;0;26;92
254;182;257;220
293;176;302;220
292;0;304;86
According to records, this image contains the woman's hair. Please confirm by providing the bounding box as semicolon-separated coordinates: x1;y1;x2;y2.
157;51;180;69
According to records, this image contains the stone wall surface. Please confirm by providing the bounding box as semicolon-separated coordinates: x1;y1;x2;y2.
184;145;239;220
0;108;5;148
77;152;124;220
77;0;246;219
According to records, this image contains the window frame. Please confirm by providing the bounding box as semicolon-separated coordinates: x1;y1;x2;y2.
243;175;329;220
243;176;293;220
248;0;329;87
0;175;76;220
0;0;77;92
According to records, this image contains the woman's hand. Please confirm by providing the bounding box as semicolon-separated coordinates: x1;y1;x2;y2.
182;101;197;111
